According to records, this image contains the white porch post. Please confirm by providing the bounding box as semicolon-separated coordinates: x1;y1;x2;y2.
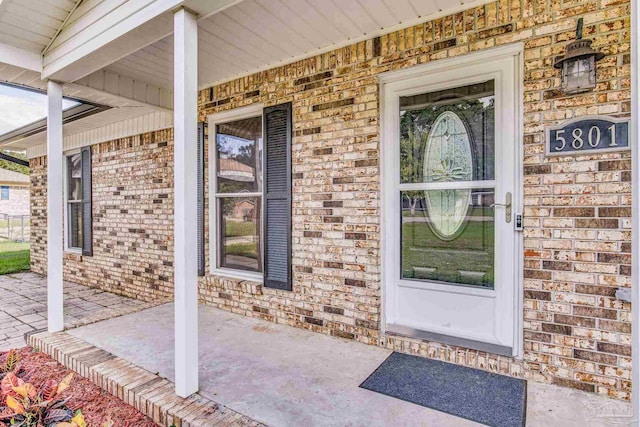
173;7;199;397
47;80;64;333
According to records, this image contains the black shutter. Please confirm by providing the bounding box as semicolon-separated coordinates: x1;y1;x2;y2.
197;122;206;276
263;103;292;291
81;146;93;256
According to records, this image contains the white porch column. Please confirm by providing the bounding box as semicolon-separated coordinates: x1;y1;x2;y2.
173;7;199;398
47;80;64;333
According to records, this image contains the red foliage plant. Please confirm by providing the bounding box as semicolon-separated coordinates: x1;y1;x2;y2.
0;348;155;427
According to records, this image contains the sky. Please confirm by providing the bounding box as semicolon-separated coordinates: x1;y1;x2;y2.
0;84;79;137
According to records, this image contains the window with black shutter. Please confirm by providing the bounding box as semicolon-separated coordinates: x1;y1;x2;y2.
210;103;292;290
263;103;292;291
197;122;206;276
80;146;92;256
212;112;263;275
65;147;92;255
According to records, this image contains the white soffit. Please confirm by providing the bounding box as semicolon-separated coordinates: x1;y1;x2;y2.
106;0;496;90
0;65;170;111
0;0;78;53
0;65;45;90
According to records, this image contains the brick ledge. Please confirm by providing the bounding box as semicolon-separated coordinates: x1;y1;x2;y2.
27;331;264;427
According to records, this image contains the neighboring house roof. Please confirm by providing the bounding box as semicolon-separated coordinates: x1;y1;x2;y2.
0;168;29;185
218;158;255;182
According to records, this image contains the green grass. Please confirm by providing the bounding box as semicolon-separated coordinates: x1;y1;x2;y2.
225;220;257;238
0;240;30;275
223;220;259;259
224;243;258;259
402;207;493;217
402;220;494;287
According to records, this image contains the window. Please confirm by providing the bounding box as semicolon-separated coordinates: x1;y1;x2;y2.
65;147;92;255
213;115;263;274
0;186;8;200
209;103;292;289
66;153;83;250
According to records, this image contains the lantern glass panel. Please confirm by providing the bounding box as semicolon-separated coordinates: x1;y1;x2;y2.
562;56;596;93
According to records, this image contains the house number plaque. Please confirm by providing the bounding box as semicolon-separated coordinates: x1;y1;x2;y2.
546;115;630;156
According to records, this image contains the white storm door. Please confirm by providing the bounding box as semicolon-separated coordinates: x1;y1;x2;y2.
382;46;522;356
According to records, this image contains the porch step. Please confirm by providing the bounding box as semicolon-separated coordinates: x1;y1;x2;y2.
27;331;265;427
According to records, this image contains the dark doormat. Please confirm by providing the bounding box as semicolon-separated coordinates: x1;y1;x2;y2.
360;352;526;427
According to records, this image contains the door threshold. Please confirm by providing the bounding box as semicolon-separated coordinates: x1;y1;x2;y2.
386;323;513;357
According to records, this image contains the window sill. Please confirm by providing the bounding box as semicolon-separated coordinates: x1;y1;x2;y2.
210;268;263;284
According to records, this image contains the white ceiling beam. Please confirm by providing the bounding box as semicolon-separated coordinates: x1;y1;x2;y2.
43;0;243;83
0;43;41;72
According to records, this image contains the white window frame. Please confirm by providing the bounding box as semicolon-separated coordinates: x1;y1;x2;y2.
0;186;9;200
63;148;82;254
208;104;265;282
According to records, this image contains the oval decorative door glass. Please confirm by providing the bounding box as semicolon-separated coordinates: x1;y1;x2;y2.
423;111;473;240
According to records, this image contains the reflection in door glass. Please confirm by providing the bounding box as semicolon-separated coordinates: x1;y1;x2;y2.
399;80;495;183
399;80;496;289
401;189;495;288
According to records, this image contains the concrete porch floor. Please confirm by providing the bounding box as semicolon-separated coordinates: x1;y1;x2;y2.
65;303;633;427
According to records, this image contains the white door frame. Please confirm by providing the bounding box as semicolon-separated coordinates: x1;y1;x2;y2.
379;43;524;357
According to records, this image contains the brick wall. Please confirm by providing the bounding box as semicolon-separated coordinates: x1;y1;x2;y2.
30;0;632;399
0;185;29;216
30;130;174;301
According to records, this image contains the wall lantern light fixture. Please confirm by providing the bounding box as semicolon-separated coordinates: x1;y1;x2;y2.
554;18;604;94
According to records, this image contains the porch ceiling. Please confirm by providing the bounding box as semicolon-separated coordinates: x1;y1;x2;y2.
0;0;496;96
107;0;495;90
0;0;79;84
0;0;494;151
0;0;79;53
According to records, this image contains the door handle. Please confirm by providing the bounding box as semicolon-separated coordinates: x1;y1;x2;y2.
490;192;512;223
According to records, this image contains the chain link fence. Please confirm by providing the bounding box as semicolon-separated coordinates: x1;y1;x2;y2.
0;214;30;242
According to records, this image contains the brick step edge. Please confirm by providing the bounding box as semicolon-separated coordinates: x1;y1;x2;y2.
26;331;265;427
